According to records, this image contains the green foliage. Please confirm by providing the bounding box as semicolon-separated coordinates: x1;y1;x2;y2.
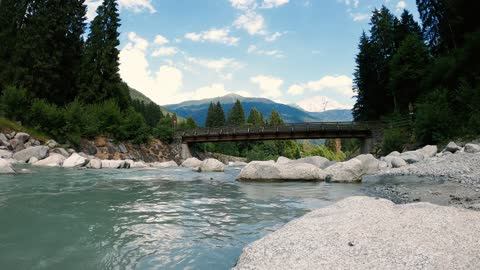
300;141;346;162
0;117;51;142
381;128;409;154
155;114;176;143
247;108;265;126
1;86;28;122
227;100;246;126
132;99;164;128
205;102;226;127
28;99;66;140
268;109;284;126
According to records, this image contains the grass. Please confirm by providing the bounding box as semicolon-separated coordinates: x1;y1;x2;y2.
0;117;51;142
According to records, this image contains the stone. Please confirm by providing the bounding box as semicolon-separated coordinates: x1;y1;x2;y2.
229;161;248;166
324;158;364;182
387;151;401;157
277;156;331;169
0;133;8;142
181;157;203;168
86;159;102;169
465;143;480;154
51;148;70;158
237;161;327;181
276;156;292;164
45;140;58;149
151;161;178;168
0;150;13;159
24;141;32;148
234;197;480;270
67;148;76;154
0;159;15;174
62;153;88;168
445;141;461;153
384;156;408;168
14;142;26;152
14;132;30;144
33;154;66;167
13;146;49;162
101;160;130;169
400;151;424;164
199;158;225;172
28;157;39;164
118;143;128;154
355;154;380;174
419;145;438;158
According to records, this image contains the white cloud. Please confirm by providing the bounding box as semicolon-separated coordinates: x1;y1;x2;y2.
287;75;354;97
234;11;267;35
350;12;370;21
265;31;285;42
85;0;102;21
247;45;285;58
261;0;289;9
152;47;179;57
354;0;359;8
154;35;169;45
85;0;155;21
230;0;257;10
250;75;284;98
184;28;239;46
119;32;184;105
187;57;244;73
297;96;352;112
396;1;406;11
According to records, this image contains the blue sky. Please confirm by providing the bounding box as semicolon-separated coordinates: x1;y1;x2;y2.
86;0;418;111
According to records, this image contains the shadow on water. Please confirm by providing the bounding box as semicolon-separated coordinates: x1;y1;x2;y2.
0;166;368;270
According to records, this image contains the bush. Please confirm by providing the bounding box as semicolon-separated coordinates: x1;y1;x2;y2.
381;128;409;154
1;86;29;122
118;107;150;144
28;99;65;139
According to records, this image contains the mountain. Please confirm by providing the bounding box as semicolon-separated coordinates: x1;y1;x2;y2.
164;94;352;126
306;110;353;122
129;88;185;121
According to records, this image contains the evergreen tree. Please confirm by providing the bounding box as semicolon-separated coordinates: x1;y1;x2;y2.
80;0;128;107
227;100;246;126
205;102;216;127
395;10;422;48
214;101;226;127
268;109;284;126
247;108;265;126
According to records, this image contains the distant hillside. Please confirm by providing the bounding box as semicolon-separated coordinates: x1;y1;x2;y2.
306;110;353;122
129;88;185;121
164;94;352;126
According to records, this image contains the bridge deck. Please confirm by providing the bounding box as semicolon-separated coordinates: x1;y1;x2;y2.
178;122;383;143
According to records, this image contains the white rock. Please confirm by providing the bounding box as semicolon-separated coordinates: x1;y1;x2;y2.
33;154;66;167
101;160;129;169
0;150;13;159
324;158;364;182
0;159;15;174
127;160;149;168
276;156;292;164
229;161;248;166
62;153;88;168
181;157;202;168
445;141;461;153
387;151;401;157
199;158;225;172
28;157;39;164
234;196;480;270
237;161;326;181
86;159;102;169
45;140;58;149
419;145;438;158
151;161;178;168
51;148;70;158
13;146;49;162
14;132;30;144
400;151;424;164
384;156;408;168
465;143;480;154
355;154;380;174
0;133;8;142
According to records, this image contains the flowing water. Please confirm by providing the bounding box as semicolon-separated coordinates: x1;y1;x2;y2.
0;166;369;270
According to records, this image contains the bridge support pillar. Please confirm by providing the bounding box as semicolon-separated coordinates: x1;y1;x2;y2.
180;143;193;160
360;138;374;154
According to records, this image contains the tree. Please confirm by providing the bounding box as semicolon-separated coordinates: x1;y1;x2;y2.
394;10;422;48
268;109;284;126
205;102;216;128
80;0;128;107
215;101;226;126
227;100;246;126
247;108;265;126
390;35;430;112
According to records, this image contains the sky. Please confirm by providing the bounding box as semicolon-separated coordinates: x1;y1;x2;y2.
86;0;419;112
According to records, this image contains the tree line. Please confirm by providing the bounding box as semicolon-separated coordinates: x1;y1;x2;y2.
353;0;479;150
0;0;190;144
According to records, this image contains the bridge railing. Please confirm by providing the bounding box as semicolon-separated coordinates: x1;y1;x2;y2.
178;121;385;138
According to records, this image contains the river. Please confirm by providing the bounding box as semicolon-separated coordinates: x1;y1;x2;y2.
0;165;371;270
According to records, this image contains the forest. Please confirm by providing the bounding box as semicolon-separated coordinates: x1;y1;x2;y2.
353;0;479;152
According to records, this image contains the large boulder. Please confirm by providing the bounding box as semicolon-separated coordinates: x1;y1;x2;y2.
229;161;248;166
45;140;58;149
234;197;480;270
51;148;70;158
387;151;401;157
13;146;49;162
237;161;326;181
199;158;225;172
151;161;178;168
0;150;13;159
444;141;461;153
400;151;424;164
384;156;408;168
33;153;66;167
125;160;149;168
86;159;102;169
355;154;380;174
277;156;331;169
101;160;130;169
14;132;30;144
276;156;292;164
324;158;364;182
419;145;438;158
181;157;202;168
62;153;88;168
465;143;480;154
0;159;15;174
0;133;8;142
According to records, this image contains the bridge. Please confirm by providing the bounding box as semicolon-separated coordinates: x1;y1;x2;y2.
176;121;386;157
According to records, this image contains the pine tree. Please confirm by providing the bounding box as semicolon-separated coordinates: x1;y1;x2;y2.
214;101;226;127
395;10;422;48
247;108;264;126
205;102;216;127
227;100;246;126
80;0;128;107
268;109;284;126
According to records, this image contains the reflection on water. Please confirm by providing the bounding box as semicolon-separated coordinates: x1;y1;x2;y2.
0;166;365;270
